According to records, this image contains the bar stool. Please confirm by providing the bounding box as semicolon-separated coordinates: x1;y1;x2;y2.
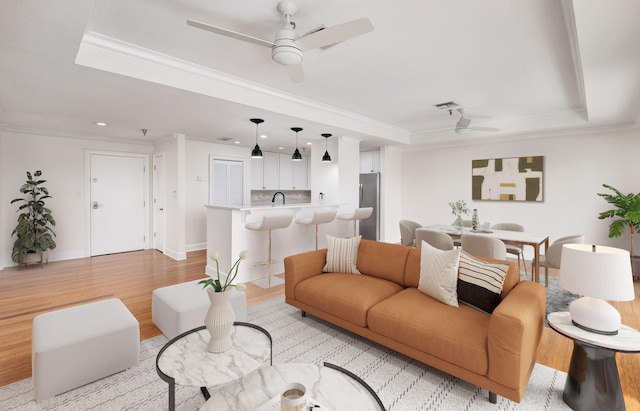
245;213;293;288
295;209;337;250
337;207;373;237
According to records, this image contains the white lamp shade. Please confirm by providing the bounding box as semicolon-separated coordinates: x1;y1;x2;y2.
559;244;634;301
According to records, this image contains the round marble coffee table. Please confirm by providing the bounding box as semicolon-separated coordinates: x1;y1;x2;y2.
547;312;640;411
199;362;385;410
156;322;272;411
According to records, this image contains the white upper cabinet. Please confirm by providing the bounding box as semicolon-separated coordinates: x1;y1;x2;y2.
292;156;308;190
252;152;308;190
251;152;279;189
278;153;309;190
360;150;380;173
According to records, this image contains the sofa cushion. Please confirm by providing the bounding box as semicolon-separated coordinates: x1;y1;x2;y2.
367;288;490;376
458;251;509;314
418;241;461;307
323;235;361;274
294;273;404;327
356;239;411;285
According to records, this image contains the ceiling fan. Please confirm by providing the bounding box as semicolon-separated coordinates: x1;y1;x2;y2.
187;0;374;83
450;108;500;134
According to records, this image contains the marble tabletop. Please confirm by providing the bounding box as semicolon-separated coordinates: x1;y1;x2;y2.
157;325;271;387
199;363;382;411
547;312;640;352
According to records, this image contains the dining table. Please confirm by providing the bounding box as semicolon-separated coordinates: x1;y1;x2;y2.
419;224;550;285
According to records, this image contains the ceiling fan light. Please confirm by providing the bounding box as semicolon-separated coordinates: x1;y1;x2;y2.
272;30;303;65
272;46;303;65
455;127;471;135
292;148;303;161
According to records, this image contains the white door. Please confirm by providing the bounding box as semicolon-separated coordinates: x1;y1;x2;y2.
153;153;165;252
90;153;147;256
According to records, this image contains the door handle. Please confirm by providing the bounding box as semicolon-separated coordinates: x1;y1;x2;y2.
92;201;100;209
159;208;164;211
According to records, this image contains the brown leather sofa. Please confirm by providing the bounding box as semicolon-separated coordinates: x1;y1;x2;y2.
284;239;546;404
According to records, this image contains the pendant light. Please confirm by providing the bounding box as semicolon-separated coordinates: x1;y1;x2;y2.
250;118;264;159
291;127;303;161
321;133;332;163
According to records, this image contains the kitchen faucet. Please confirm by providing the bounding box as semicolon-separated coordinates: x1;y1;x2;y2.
272;191;285;206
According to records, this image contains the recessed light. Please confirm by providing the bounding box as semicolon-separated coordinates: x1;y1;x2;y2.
95;122;108;126
260;134;267;139
278;146;285;150
305;141;312;145
234;141;241;144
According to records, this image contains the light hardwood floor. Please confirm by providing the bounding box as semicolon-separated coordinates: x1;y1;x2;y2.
1;250;639;409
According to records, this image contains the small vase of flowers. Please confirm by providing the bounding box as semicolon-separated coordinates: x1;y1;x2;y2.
449;200;470;231
200;250;248;352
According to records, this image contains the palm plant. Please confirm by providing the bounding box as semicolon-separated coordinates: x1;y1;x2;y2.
10;170;56;263
597;184;640;257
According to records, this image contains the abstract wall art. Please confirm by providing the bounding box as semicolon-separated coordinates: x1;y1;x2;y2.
472;156;544;202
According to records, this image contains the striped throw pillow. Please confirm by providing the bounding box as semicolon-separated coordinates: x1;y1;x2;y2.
457;251;509;314
323;235;361;274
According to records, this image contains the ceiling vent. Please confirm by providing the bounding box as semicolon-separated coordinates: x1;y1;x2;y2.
434;101;459;110
217;137;233;142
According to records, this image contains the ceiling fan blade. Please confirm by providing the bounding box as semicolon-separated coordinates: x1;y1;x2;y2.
187;19;275;48
298;18;374;50
287;64;305;83
470;127;500;132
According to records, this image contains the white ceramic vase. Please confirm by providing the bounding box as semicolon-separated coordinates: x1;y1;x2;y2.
204;288;235;353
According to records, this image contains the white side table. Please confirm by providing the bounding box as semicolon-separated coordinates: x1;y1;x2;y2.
547;312;640;411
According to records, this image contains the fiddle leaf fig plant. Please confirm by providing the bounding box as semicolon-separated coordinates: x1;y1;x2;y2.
597;184;640;257
10;170;57;263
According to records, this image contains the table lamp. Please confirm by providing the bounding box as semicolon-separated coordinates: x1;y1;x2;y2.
559;244;634;335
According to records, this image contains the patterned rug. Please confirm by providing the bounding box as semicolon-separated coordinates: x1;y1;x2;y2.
0;297;569;410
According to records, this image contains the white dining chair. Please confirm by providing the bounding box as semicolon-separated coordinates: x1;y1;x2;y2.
415;228;454;250
461;233;506;260
399;220;422;246
492;223;527;276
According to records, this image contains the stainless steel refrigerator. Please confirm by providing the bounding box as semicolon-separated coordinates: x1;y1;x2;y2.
359;172;380;241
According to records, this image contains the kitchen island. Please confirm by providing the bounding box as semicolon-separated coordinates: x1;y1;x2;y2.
205;203;344;287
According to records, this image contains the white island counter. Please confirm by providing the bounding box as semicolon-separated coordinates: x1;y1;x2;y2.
205;203;344;286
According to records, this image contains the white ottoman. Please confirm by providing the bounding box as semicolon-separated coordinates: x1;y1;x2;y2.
32;298;140;401
152;279;247;340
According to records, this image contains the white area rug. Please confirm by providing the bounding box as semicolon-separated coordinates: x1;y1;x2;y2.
0;296;570;410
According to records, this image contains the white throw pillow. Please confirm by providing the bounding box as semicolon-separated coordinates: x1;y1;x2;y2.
418;240;461;307
323;235;361;274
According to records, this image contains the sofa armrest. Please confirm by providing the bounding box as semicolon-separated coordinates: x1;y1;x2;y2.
284;249;328;300
486;280;546;395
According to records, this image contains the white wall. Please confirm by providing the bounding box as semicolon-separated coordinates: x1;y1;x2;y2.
400;127;640;258
380;146;402;242
184;139;251;251
1;130;153;267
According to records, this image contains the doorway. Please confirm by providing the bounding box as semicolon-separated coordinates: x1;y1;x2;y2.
88;152;149;256
153;153;165;252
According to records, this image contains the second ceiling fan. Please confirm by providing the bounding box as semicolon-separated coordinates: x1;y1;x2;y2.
451;108;500;134
187;0;374;83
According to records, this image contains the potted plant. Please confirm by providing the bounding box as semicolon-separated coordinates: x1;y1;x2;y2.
10;170;57;265
597;184;640;277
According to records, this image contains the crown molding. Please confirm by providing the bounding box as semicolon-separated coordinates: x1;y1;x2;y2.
77;31;411;144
